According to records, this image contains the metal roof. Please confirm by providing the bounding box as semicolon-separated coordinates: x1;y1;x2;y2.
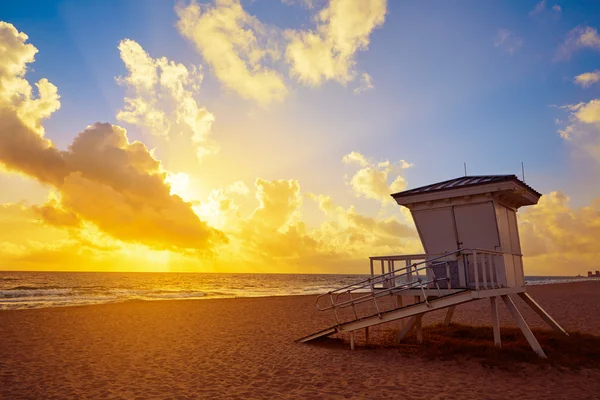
392;175;541;198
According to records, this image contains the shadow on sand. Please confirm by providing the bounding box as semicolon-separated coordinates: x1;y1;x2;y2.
308;323;600;370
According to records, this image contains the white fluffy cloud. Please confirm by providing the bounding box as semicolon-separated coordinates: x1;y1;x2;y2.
574;70;600;88
557;100;600;163
285;0;387;86
116;39;217;161
343;151;413;203
519;192;600;275
176;0;287;105
0;22;60;135
174;0;386;102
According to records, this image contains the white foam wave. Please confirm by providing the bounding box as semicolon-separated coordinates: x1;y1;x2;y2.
0;288;73;298
0;288;208;310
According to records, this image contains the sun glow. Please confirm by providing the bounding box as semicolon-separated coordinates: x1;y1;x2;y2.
165;172;192;201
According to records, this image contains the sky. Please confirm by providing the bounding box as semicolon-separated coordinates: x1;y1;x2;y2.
0;0;599;275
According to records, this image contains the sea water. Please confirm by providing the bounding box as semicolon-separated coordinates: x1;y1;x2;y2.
0;271;595;310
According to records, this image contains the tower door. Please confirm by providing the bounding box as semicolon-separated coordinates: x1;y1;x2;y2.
453;201;503;287
452;202;500;251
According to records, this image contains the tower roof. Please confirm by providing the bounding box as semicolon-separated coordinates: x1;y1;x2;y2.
392;175;542;207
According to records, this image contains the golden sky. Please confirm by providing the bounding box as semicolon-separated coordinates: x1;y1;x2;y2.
1;0;600;275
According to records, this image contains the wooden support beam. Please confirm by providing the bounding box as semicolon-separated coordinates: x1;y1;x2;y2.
350;331;355;350
490;296;501;347
398;316;417;342
365;327;369;344
444;306;456;326
501;295;546;358
397;296;405;329
415;315;423;343
517;292;569;336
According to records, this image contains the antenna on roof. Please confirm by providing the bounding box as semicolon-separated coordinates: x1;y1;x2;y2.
521;161;525;182
464;162;467;177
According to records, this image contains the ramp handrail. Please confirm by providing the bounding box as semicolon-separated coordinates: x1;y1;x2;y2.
316;250;461;311
316;248;505;325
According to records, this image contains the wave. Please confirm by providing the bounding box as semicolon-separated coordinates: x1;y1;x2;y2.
0;287;207;309
525;276;594;286
8;285;68;290
0;288;73;298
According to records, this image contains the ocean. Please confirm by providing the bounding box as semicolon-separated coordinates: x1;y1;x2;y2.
0;271;595;310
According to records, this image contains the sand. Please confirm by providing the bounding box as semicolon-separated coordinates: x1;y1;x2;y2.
1;281;600;399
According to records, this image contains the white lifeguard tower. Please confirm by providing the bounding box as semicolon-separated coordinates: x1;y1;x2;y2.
299;175;568;357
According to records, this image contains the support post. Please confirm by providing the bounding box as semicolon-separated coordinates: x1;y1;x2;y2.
415;315;423;344
501;295;546;358
398;316;417;342
473;251;479;290
365;327;369;344
413;296;422;343
517;292;568;336
444;305;456;327
350;331;355;350
481;254;488;289
397;296;405;328
490;296;501;347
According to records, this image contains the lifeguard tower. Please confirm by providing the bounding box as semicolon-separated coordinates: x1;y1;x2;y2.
298;175;568;357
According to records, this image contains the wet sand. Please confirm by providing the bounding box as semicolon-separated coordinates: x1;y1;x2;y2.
1;281;600;399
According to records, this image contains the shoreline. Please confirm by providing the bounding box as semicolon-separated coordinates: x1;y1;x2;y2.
1;278;599;312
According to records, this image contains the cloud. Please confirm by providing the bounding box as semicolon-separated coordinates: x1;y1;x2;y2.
342;151;369;167
31;193;82;228
0;22;226;253
0;202;209;272
343;151;413;203
285;0;387;86
200;176;420;272
519;192;600;275
0;22;60;135
248;178;302;232
557;99;600;163
556;25;600;60
353;72;374;94
175;0;387;99
308;193;419;256
529;1;561;16
176;0;287;104
574;70;600;88
116;39;217;161
493;29;523;55
529;0;547;16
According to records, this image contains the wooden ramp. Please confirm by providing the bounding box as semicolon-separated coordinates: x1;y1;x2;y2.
297;289;472;343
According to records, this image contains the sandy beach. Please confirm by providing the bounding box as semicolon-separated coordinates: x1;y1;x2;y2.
1;281;600;400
